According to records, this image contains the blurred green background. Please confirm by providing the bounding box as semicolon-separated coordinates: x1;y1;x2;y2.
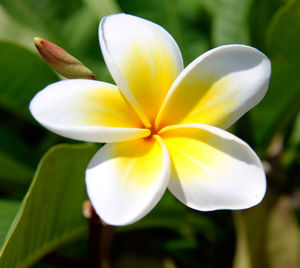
0;0;299;267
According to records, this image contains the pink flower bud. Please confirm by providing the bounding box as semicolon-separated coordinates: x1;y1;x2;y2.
34;37;95;80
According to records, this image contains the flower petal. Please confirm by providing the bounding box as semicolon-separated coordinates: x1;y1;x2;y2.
159;124;266;211
156;45;271;129
85;135;170;225
30;79;150;143
99;13;183;126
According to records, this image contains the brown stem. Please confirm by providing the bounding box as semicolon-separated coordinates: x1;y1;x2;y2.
83;200;114;268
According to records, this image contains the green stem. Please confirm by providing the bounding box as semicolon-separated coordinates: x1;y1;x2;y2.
233;134;286;268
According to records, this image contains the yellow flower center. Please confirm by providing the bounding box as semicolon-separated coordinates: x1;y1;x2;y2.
147;124;160;137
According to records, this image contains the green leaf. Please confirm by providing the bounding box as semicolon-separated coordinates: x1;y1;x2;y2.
0;199;21;248
210;0;253;46
83;0;121;18
60;6;111;82
0;0;82;39
0;151;33;192
0;41;57;120
289;112;300;147
249;0;284;49
0;143;97;268
0;122;40;193
61;6;99;55
266;0;300;58
0;123;38;192
119;191;218;241
176;1;210;63
0;123;38;168
0;5;35;50
251;0;300;147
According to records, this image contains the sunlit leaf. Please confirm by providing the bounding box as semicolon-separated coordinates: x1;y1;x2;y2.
61;6;98;56
0;41;57;120
249;0;284;49
0;0;82;39
0;5;34;50
251;0;300;148
83;0;120;18
0;143;97;268
176;1;210;62
0;199;20;249
210;0;252;46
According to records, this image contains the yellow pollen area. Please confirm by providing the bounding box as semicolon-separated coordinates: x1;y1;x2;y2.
161;127;223;184
120;40;180;124
147;124;160;137
182;77;236;127
111;137;162;188
79;86;144;128
157;75;236;129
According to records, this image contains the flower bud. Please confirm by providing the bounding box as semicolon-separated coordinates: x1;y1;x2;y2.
34;37;95;79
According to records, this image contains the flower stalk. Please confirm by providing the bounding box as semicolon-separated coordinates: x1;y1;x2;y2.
83;201;114;268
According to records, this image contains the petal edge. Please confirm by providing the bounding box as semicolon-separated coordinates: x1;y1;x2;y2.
100;13;184;126
30;79;149;143
156;45;271;129
160;123;266;211
86;135;170;225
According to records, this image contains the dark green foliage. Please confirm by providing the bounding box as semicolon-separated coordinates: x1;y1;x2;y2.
0;0;299;267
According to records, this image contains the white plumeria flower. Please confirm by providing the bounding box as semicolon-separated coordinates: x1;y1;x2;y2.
30;14;271;226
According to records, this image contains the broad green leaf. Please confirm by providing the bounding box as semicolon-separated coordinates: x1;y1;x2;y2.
210;0;252;46
0;123;37;192
251;0;300;148
249;0;284;49
0;143;97;268
0;41;57;120
0;152;33;192
0;199;21;248
266;0;300;57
